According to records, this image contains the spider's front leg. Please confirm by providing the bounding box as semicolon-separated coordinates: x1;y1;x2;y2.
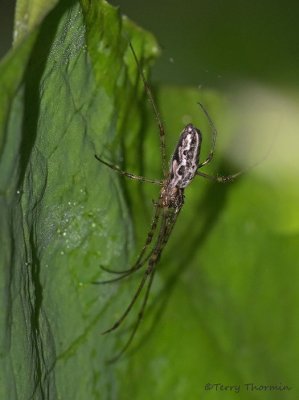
95;154;162;185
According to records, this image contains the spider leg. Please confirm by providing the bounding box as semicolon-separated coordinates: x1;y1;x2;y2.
104;210;179;362
95;155;161;185
93;254;151;285
196;102;269;181
129;43;168;178
106;269;156;364
101;210;168;335
99;205;161;275
197;102;217;168
93;269;142;285
101;264;152;335
196;153;264;183
196;170;243;183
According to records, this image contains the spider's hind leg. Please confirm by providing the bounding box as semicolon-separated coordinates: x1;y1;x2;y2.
106;268;156;364
95;205;161;279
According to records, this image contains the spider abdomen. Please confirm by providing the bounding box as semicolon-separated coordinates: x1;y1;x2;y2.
160;185;184;210
170;124;202;189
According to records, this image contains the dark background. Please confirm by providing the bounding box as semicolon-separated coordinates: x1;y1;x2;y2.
2;0;299;90
0;0;14;57
108;0;299;89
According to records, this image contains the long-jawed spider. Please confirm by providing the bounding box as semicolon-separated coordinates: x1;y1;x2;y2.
94;43;244;363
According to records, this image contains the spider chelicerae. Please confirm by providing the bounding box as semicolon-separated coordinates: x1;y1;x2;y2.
94;43;244;363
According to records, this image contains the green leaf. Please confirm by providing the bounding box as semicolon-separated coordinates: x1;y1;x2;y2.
1;0;298;399
0;0;157;398
14;0;59;45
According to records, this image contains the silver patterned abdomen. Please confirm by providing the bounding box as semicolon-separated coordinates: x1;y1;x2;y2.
170;124;202;188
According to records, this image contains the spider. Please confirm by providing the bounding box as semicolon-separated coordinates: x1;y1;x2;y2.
94;43;244;363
